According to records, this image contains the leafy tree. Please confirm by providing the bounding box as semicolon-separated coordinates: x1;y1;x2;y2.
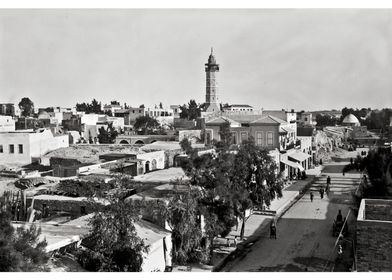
159;102;163;109
134;115;160;135
188;99;201;120
361;147;392;197
18;97;34;117
231;139;284;239
179;104;189;119
81;186;149;272
166;189;205;264
315;113;339;126
97;123;118;144
139;104;145;108
110;100;120;105
180;137;284;262
179;100;201;120
0;210;49;272
76;99;103;114
215;122;232;151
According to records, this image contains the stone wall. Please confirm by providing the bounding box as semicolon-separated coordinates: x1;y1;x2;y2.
356;219;392;271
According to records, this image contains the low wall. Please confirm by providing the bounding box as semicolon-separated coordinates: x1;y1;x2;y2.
356;219;392;271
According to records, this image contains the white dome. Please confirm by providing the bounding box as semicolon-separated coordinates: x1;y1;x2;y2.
342;114;360;125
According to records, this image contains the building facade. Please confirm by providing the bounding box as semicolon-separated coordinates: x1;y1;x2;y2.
0;116;16;132
0;129;69;165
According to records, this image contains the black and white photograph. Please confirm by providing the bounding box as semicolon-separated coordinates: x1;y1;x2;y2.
0;2;392;274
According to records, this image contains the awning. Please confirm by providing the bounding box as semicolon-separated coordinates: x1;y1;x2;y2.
288;151;311;162
279;127;288;134
281;159;305;171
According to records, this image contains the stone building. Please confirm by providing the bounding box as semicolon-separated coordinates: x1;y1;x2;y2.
0;115;15;132
0;128;69;165
356;199;392;271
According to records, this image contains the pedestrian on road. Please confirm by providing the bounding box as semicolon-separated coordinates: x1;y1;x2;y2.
310;191;314;202
319;188;324;199
270;220;277;239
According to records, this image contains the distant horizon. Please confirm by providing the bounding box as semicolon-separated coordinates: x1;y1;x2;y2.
1;9;392;110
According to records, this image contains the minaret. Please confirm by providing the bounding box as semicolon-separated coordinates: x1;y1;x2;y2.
205;48;220;112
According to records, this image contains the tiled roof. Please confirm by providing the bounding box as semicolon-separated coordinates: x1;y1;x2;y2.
251;115;287;125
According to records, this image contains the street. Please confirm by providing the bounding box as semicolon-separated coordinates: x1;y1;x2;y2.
221;160;361;272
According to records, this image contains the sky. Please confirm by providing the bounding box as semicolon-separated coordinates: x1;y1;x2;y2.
1;9;392;111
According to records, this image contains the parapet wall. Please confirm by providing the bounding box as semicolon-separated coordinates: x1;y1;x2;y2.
356;199;392;272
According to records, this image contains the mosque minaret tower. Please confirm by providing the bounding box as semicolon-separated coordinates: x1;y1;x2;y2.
204;48;220;113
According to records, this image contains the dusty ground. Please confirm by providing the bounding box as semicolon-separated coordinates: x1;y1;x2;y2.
221;158;360;272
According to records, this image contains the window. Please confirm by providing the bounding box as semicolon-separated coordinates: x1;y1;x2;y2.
256;131;264;146
240;132;248;143
0;145;3;153
9;144;14;154
267;132;274;146
18;144;23;154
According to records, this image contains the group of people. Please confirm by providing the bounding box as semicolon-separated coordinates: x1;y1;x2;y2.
310;176;331;202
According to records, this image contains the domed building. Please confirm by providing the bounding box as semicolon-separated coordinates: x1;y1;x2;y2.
342;113;360;126
38;110;51;119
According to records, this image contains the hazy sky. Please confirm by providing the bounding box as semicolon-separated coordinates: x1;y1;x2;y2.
1;9;392;110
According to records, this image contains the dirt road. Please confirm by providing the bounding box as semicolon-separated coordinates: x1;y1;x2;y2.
221;161;361;272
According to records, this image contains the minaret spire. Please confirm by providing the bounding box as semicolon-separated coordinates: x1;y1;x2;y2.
211;47;213;55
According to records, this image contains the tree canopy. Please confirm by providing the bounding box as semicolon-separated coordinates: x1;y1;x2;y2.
0;210;49;272
18;97;34;117
97;123;118;144
133;115;160;135
76;99;103;114
179;137;284;261
179;99;201;120
77;181;148;272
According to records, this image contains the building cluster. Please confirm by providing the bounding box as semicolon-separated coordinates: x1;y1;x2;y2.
1;49;392;271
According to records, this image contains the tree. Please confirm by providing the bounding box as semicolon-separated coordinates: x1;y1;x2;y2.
97;123;118;144
76;99;103;114
159;102;163;109
110;100;120;105
0;210;49;271
231;139;284;239
179;137;284;262
81;186;149;272
18;97;34;117
188;99;201;120
166;189;205;264
315;114;338;126
179;100;201;120
215;122;232;151
139;104;145;108
361;147;392;197
134;115;160;135
179;104;189;119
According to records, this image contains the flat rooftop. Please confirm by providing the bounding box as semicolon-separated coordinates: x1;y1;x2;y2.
12;221;90;252
43;145;145;164
132;167;188;183
358;199;392;222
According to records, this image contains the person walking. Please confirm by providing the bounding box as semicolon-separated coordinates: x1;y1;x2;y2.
270;220;277;239
327;176;331;187
310;191;314;202
319;188;324;199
